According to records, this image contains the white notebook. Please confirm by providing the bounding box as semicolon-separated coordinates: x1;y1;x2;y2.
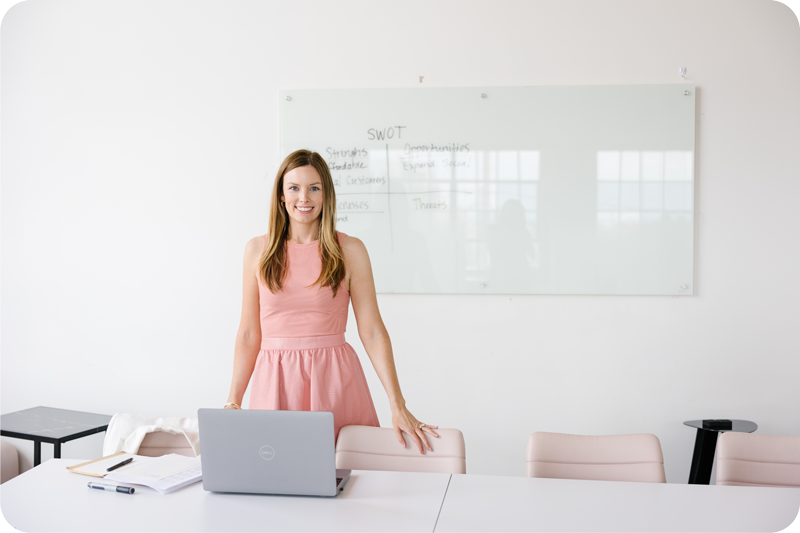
105;458;202;493
68;453;202;494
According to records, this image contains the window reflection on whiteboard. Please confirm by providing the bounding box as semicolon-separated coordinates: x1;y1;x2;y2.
597;150;693;225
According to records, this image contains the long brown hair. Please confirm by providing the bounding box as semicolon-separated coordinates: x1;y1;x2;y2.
259;150;345;296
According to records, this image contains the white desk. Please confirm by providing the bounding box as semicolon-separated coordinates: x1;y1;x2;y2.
435;473;800;532
1;459;450;532
4;460;800;532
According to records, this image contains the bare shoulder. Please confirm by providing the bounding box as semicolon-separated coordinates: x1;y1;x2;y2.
244;235;265;264
246;235;265;253
340;234;369;262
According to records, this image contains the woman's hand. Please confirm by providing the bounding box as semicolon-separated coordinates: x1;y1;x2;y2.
392;405;439;454
343;236;438;454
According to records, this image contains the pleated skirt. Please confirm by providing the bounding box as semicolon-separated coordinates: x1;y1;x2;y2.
248;333;380;439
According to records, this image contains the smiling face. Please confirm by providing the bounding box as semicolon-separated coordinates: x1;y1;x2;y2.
281;165;324;232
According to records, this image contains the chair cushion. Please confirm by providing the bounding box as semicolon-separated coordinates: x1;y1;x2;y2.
335;425;466;474
527;432;666;483
717;433;800;488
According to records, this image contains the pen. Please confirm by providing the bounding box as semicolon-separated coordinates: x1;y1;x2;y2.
106;457;134;472
88;482;135;494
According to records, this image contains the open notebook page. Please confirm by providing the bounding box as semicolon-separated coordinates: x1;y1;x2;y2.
111;453;200;480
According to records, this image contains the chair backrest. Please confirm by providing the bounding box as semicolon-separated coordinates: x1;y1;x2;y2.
335;425;466;474
1;440;20;484
717;432;800;488
527;431;666;483
138;430;196;457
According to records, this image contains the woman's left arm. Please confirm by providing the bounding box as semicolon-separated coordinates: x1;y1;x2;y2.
342;235;439;454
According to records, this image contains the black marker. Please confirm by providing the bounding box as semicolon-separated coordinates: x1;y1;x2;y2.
106;457;133;472
88;482;135;494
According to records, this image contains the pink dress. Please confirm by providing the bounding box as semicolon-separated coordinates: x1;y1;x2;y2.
248;231;380;439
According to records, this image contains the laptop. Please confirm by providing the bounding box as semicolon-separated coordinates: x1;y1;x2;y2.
197;408;351;497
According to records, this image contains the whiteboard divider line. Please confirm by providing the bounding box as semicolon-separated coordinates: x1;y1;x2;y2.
386;143;394;253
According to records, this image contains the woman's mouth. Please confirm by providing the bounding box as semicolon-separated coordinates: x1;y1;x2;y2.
295;206;314;214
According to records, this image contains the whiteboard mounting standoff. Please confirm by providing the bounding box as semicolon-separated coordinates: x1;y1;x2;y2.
286;96;292;101
481;93;487;98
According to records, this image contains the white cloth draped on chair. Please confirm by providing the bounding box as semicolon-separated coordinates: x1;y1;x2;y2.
102;413;200;457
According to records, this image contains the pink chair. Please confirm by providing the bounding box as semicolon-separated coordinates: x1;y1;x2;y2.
527;432;666;483
1;440;20;484
137;431;195;457
335;425;466;474
717;432;800;488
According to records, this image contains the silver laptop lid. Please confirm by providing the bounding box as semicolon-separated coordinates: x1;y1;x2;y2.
198;409;338;497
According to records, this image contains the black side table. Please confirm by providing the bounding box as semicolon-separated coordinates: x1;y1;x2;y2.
0;406;112;466
684;419;757;484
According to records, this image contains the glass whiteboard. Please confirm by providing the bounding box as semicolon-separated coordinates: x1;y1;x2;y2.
280;85;695;295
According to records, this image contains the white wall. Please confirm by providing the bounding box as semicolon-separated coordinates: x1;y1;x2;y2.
2;0;799;485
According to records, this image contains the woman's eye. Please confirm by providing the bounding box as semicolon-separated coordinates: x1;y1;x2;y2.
311;186;320;191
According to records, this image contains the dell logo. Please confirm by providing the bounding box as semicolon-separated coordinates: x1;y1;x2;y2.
259;445;275;461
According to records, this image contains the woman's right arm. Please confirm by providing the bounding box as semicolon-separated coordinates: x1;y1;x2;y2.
225;236;264;408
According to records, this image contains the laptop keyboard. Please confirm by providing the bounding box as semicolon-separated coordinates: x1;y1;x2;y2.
336;477;343;490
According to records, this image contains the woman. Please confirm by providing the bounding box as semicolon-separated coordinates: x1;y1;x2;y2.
224;149;438;453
